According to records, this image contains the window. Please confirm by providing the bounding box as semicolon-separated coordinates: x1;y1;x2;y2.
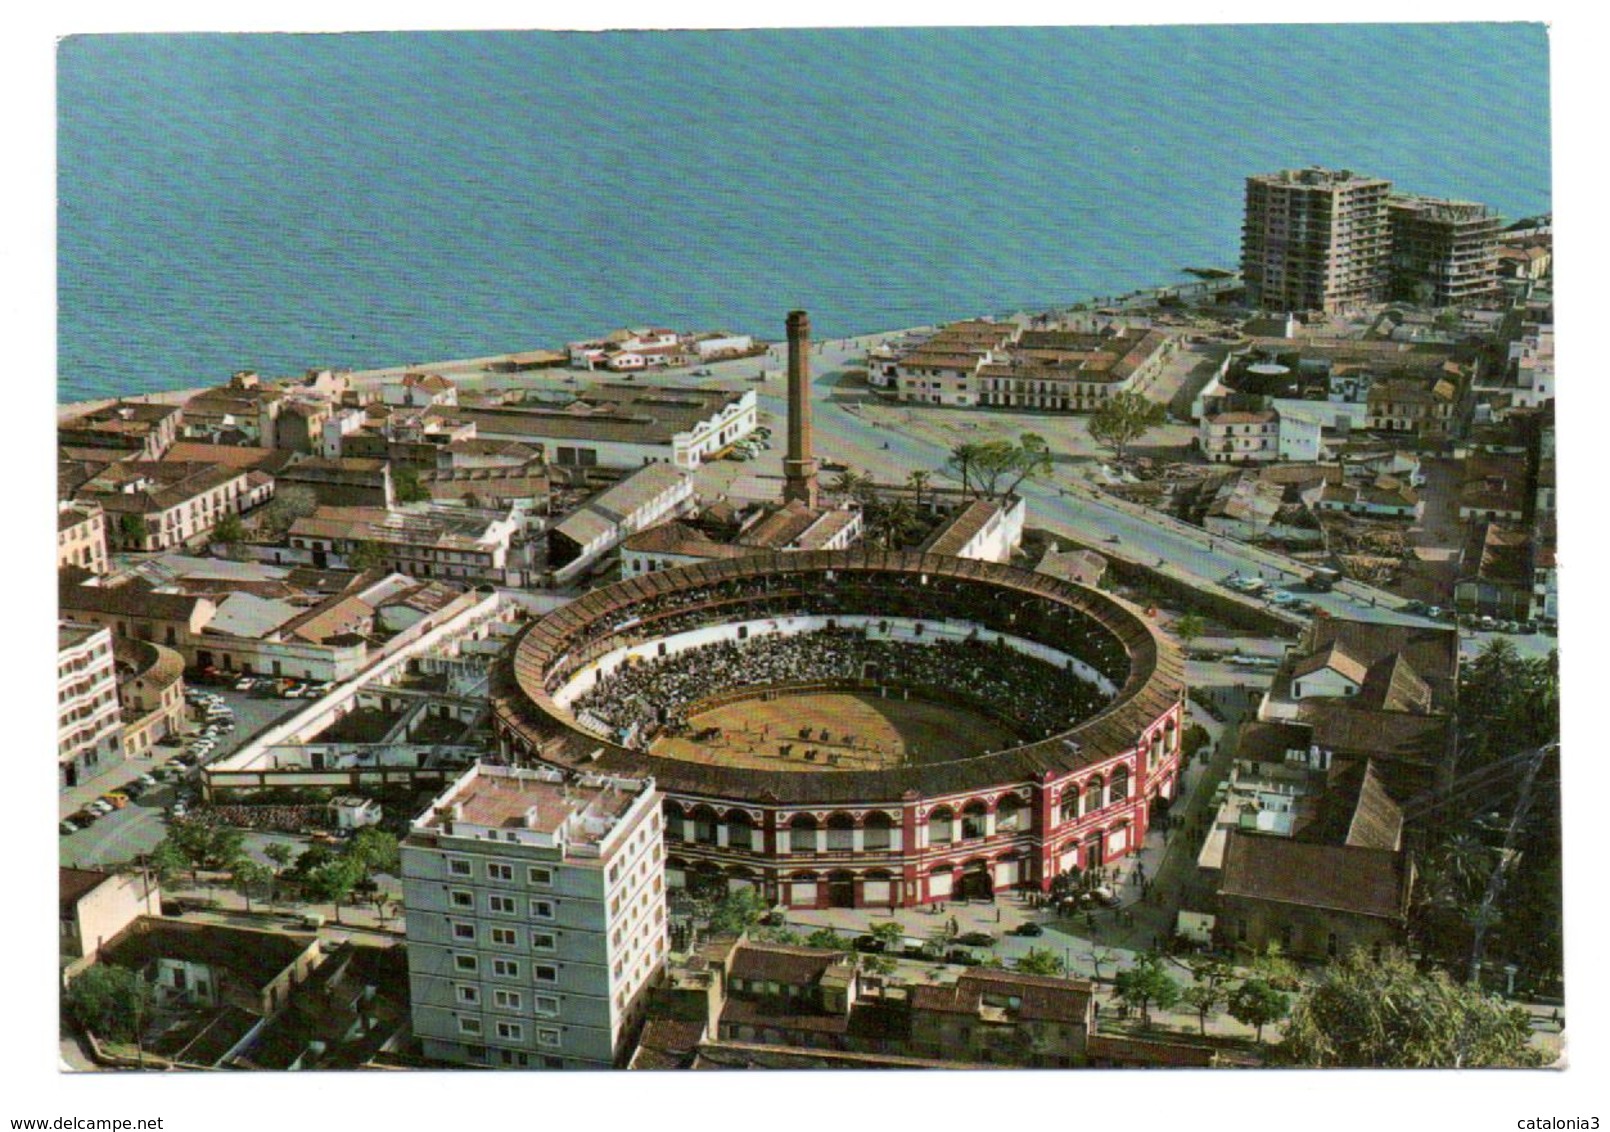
537;1028;562;1048
488;863;513;881
534;995;560;1017
530;899;555;919
453;923;476;941
534;964;558;983
491;927;517;946
456;985;479;1005
448;858;472;877
489;895;516;914
451;890;474;908
532;932;557;951
454;954;479;972
496;1021;523;1041
458;1017;482;1036
493;989;522;1010
528;866;553;886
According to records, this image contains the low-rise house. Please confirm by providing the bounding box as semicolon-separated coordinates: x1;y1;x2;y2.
1454;522;1534;619
1033;544;1107;588
1365;376;1456;435
275;456;395;508
74;460;272;552
58;500;110;575
88;918;323;1018
1313;475;1423;520
290;504;520;583
60;868;158;964
548;463;696;578
1457;455;1529;523
58;401;183;461
621;521;758;578
736;498;865;554
114;636;187;759
914;496;1025;563
383;372;459;409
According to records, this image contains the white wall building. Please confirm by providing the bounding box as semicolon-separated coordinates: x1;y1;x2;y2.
401;765;666;1070
59;622;123;789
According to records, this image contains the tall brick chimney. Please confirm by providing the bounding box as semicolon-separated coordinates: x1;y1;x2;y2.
782;309;818;507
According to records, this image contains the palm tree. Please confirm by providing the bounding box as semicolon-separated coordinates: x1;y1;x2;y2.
906;469;932;514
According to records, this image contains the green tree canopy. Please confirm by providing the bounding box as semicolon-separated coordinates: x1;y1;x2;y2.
1015;948;1067;977
706;887;768;938
66;966;154;1043
1227;978;1290;1043
392;464;429;503
1114;952;1182;1023
212;512;247;545
805;928;854;951
1088;390;1168;461
1276;948;1545;1067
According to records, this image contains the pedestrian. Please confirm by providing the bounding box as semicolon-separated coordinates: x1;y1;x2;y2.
996;907;1002;923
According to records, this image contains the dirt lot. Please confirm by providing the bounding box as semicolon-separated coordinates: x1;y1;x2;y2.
649;690;1019;772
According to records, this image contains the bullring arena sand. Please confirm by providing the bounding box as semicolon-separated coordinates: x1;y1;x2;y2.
647;690;1021;772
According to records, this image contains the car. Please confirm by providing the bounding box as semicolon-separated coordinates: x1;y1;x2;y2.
60;820;79;836
1401;599;1428;614
1092;885;1121;907
234;677;256;691
87;800;114;816
1010;922;1045;937
282;683;308;699
137;773;159;788
853;935;887;953
100;792;130;809
945;948;984;967
214;720;236;732
955;931;996;948
693;367;713;376
168;802;189;820
72;808;101;826
121;781;147;800
1268;590;1295;605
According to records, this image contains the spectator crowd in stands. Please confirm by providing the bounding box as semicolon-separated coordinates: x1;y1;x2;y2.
571;627;1110;751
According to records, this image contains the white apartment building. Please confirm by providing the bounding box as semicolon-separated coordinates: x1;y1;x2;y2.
401;765;666;1070
59;622;123;789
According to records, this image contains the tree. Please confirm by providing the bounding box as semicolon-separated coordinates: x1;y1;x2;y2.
706;887;767;937
998;432;1054;499
859;953;898;977
1248;941;1302;992
1114;953;1181;1023
145;839;189;888
392;464;429;503
869;921;906;949
167;820;246;885
829;468;874;505
345;828;400;882
1015;948;1067;977
212;512;247;546
348;540;388;571
66;966;153;1043
1086;947;1120;984
906;469;932;513
300;856;364;925
1277;948;1544;1067
1181;983;1224;1035
945;442;985;496
264;842;296;902
116;513;148;551
230;858;273;914
1174;612;1206;651
260;485;319;538
869;496;920;549
1227;978;1290;1043
1088;390;1168;462
805;928;853;951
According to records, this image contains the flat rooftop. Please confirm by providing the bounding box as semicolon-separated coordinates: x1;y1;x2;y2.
414;764;652;849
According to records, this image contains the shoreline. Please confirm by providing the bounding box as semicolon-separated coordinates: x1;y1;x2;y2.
55;272;1242;420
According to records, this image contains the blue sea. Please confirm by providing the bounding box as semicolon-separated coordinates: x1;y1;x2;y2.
56;24;1552;403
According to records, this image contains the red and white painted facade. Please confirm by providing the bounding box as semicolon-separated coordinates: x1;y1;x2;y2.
659;700;1182;908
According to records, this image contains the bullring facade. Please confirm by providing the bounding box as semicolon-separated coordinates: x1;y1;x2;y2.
492;551;1186;910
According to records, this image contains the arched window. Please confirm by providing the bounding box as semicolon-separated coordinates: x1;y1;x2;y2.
1083;777;1105;816
690;805;719;846
663;800;685;841
961;800;988;840
725;810;754;850
863;811;894;850
996;796;1025;834
826;812;856;852
1109;764;1130;803
789;814;818;853
928;807;954;846
1059;786;1080;824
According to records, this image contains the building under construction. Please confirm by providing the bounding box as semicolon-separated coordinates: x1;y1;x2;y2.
1388;194;1504;307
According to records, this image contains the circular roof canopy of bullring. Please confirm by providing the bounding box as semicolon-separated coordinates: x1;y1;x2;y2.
494;549;1185;806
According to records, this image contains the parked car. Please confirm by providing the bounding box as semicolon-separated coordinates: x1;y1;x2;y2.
120;781;147;800
853;935;887;953
946;948;985;967
71;808;101;826
100;792;129;809
1401;599;1428;614
955;931;996;948
136;773;159;788
87;800;114;816
1092;885;1121;907
234;676;256;691
59;820;79;836
1010;922;1045;937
